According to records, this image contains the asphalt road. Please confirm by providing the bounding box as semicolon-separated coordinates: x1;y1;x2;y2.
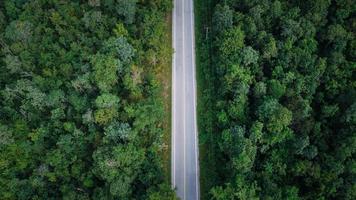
172;0;199;199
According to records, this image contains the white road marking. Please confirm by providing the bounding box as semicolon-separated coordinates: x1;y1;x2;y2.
183;0;186;198
189;0;200;198
171;0;176;188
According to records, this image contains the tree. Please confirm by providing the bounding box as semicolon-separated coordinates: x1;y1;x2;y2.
95;93;120;109
218;26;245;63
5;20;33;44
213;4;233;34
103;0;138;24
93;144;144;198
101;36;135;65
147;184;178;200
103;122;133;143
267;79;286;99
241;46;259;65
0;124;14;147
262;36;277;59
91;54;121;92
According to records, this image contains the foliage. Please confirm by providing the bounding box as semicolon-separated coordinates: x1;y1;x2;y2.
199;0;356;199
0;0;175;199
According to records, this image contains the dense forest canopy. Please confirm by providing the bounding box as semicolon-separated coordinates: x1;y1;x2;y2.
0;0;175;199
199;0;355;199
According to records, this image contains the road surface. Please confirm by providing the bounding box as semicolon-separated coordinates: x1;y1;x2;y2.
172;0;199;199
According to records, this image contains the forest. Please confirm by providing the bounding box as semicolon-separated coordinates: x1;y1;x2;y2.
0;0;176;199
196;0;355;199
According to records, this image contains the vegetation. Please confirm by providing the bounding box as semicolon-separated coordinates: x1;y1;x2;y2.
194;0;219;198
196;0;355;199
0;0;176;199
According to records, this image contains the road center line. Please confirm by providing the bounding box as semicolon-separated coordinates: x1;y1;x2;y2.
182;0;186;198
